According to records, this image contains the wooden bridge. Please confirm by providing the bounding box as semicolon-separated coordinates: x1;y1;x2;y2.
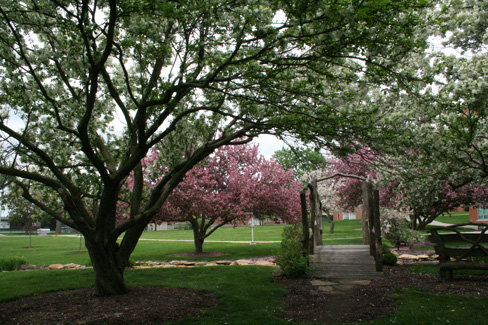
302;180;384;281
310;245;383;280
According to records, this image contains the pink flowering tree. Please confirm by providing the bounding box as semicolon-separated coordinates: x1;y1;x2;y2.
323;148;382;210
147;143;302;253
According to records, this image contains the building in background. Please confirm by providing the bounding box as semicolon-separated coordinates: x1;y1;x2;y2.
0;201;9;230
333;208;363;221
469;207;488;223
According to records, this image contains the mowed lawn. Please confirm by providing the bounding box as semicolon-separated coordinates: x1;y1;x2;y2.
434;211;470;225
138;219;363;243
0;212;472;266
0;220;363;265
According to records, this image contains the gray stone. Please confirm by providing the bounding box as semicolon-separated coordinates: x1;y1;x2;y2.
335;284;356;291
317;286;335;292
311;280;335;286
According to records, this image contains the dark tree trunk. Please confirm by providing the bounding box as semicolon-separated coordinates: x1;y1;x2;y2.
410;215;418;230
412;215;430;230
190;219;205;254
194;236;205;254
86;239;128;296
417;221;428;231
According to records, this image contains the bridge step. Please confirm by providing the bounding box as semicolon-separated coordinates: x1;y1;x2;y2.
310;245;382;280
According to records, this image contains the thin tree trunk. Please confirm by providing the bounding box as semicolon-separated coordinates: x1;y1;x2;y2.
55;219;62;235
410;215;418;230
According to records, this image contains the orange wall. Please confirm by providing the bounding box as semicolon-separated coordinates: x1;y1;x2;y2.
469;207;478;222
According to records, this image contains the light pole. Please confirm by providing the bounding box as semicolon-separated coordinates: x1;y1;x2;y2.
249;214;256;245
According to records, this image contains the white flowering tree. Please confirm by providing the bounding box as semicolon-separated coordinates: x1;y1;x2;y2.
370;0;488;191
0;0;432;296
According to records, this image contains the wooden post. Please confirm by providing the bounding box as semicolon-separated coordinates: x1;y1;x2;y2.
373;188;383;272
300;190;311;254
308;184;316;254
310;179;323;247
364;182;375;256
361;181;372;247
368;187;375;257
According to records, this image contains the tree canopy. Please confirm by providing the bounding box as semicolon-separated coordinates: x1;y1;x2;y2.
0;0;432;295
365;0;488;191
273;147;327;179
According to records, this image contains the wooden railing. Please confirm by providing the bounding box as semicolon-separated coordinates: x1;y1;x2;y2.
362;181;383;272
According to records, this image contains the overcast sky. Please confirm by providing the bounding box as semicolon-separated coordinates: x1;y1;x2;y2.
254;134;286;159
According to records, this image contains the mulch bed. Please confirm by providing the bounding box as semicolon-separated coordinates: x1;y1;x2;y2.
0;286;217;325
2;263;488;324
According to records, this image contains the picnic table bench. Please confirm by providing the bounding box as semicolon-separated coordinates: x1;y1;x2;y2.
37;228;51;237
428;223;488;280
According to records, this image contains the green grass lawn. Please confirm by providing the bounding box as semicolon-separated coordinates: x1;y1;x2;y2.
0;220;363;266
140;220;363;243
434;211;470;224
368;290;488;325
141;224;285;241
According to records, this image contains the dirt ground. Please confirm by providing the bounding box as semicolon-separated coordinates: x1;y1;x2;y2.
1;262;488;324
278;265;488;324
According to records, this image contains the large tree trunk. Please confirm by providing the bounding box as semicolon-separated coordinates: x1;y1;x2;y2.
86;239;128;296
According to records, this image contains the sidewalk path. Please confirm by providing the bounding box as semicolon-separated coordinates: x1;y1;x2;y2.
429;220;478;230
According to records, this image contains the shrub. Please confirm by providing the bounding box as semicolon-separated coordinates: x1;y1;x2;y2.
382;251;398;266
275;224;311;278
381;208;423;244
0;257;27;271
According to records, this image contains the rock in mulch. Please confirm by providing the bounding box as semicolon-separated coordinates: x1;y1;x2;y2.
13;256;277;272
